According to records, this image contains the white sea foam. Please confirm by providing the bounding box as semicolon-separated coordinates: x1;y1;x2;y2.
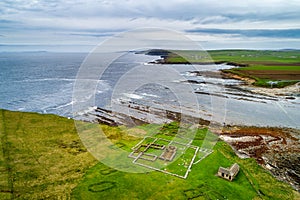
123;93;143;99
220;135;260;143
141;93;158;98
54;101;74;110
13;78;76;83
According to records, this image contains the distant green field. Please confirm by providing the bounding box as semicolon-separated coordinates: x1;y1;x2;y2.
0;110;299;199
153;49;300;88
208;50;300;64
236;65;299;71
160;50;300;64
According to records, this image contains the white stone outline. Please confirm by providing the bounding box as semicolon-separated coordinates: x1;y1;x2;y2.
129;136;213;179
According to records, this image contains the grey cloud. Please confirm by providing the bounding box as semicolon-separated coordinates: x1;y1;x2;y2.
69;33;114;37
3;0;294;22
2;1;300;27
0;0;299;49
186;28;300;39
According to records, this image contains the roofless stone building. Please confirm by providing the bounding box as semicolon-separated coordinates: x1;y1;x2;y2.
217;163;240;181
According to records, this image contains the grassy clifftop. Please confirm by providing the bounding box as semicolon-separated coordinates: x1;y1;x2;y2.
0;109;298;199
0;109;97;199
73;123;299;200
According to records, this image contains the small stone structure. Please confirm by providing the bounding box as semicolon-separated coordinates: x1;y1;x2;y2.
159;146;177;161
131;143;177;162
217;163;240;181
133;143;165;153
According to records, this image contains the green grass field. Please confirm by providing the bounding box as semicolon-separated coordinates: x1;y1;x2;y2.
0;109;299;199
162;50;300;64
73;122;299;200
235;65;298;71
72;140;298;200
208;50;300;64
0;109;97;199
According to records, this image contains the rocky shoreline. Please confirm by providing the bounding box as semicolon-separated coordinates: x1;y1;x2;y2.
221;71;300;98
149;58;249;68
220;126;300;191
145;49;249;67
147;49;300;99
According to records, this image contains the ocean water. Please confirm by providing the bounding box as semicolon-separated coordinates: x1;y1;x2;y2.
0;52;299;128
0;52;160;117
0;52;85;116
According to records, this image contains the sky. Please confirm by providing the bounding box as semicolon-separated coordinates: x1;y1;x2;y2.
0;0;300;51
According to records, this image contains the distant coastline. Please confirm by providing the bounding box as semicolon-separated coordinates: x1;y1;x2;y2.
144;49;300;89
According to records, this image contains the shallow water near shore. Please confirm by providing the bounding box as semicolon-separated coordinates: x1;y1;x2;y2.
0;51;299;129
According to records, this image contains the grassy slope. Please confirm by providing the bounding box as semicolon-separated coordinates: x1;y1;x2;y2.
0;109;97;199
72;123;299;200
0;110;298;199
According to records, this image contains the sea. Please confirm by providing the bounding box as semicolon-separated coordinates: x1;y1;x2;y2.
0;51;299;129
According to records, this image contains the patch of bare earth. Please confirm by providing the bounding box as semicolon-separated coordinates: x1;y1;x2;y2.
220;126;300;191
239;70;300;80
242;62;300;66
